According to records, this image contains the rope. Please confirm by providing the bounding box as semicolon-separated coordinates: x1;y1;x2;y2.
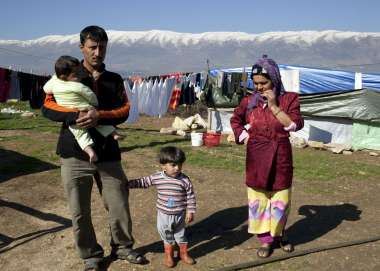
215;236;380;271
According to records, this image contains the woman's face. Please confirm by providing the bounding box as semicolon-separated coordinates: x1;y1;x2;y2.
253;74;273;94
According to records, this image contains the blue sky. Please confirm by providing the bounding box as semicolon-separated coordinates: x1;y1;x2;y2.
1;0;380;40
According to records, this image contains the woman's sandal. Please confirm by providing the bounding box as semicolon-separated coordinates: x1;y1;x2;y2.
279;239;294;253
257;244;273;258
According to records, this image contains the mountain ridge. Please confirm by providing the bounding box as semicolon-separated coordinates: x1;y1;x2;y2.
1;30;379;76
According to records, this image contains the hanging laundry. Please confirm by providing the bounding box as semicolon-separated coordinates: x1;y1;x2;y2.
179;78;196;106
0;68;11;103
169;77;183;110
8;70;21;100
158;77;175;116
125;80;139;123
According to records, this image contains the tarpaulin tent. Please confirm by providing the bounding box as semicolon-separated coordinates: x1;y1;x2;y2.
206;64;380;150
295;88;380;150
209;64;380;94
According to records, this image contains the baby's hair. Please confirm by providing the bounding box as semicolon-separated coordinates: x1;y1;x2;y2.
158;146;186;164
55;55;80;79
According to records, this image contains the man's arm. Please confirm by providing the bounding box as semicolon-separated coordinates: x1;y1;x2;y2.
96;77;130;126
41;94;79;125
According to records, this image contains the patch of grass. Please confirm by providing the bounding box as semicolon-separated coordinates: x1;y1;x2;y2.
184;144;245;172
0;101;60;133
293;148;380;182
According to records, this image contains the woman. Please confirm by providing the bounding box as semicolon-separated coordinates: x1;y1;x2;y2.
230;56;304;258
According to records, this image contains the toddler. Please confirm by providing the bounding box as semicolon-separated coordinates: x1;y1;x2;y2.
128;146;196;268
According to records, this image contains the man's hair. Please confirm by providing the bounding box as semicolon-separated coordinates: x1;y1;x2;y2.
158;146;186;164
80;25;108;45
55;55;80;79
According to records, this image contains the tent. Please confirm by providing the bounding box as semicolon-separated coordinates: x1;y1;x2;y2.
207;65;380;150
296;88;380;150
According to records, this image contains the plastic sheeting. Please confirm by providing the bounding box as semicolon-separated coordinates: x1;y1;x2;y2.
210;64;380;94
279;65;355;94
362;73;380;91
209;108;233;133
352;122;380;150
291;117;353;144
300;89;380;123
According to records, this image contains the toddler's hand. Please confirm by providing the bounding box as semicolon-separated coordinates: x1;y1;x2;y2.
185;212;194;224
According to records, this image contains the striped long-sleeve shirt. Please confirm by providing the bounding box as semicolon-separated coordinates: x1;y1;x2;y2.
128;171;196;215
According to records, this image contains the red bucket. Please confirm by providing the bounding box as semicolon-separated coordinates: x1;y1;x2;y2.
203;132;221;147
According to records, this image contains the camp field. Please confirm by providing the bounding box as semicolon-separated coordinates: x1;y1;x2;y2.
0;102;379;271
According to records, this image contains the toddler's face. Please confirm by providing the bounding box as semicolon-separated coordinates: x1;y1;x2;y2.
161;163;182;178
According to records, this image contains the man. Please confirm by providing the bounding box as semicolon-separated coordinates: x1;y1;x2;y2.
42;25;145;271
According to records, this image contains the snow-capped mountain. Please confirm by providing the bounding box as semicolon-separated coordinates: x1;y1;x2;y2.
1;30;380;76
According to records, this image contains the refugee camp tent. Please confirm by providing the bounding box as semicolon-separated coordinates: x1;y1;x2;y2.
209;64;380;94
296;88;380;150
206;65;380;150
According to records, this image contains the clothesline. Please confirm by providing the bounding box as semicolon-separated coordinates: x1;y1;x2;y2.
124;72;206;123
0;66;50;108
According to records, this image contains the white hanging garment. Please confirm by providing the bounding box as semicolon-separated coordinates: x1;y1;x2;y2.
157;78;165;116
125;80;139;123
148;79;159;116
143;80;153;115
137;80;146;114
159;77;176;116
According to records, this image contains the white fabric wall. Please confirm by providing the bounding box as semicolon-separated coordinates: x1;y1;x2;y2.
209;109;234;133
208;109;353;145
291;117;353;144
355;72;362;89
280;69;300;93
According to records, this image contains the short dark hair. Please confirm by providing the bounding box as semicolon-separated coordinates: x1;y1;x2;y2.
158;146;186;164
55;55;80;78
80;25;108;45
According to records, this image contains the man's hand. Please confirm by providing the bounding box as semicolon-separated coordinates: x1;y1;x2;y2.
185;212;194;224
76;109;99;128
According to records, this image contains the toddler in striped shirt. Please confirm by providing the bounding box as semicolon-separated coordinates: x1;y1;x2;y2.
128;146;196;268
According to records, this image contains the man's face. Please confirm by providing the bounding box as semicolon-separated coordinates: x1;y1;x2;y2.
80;39;107;69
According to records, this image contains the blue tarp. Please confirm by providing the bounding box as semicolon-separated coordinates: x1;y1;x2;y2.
362;73;380;91
280;65;355;94
210;64;380;94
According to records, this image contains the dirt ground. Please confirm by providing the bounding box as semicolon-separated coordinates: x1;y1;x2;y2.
0;116;379;271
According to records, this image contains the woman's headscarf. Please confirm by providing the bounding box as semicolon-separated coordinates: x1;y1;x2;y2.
248;55;285;109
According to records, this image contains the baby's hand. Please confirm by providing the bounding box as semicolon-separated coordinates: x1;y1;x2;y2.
92;71;101;80
185;212;194;224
